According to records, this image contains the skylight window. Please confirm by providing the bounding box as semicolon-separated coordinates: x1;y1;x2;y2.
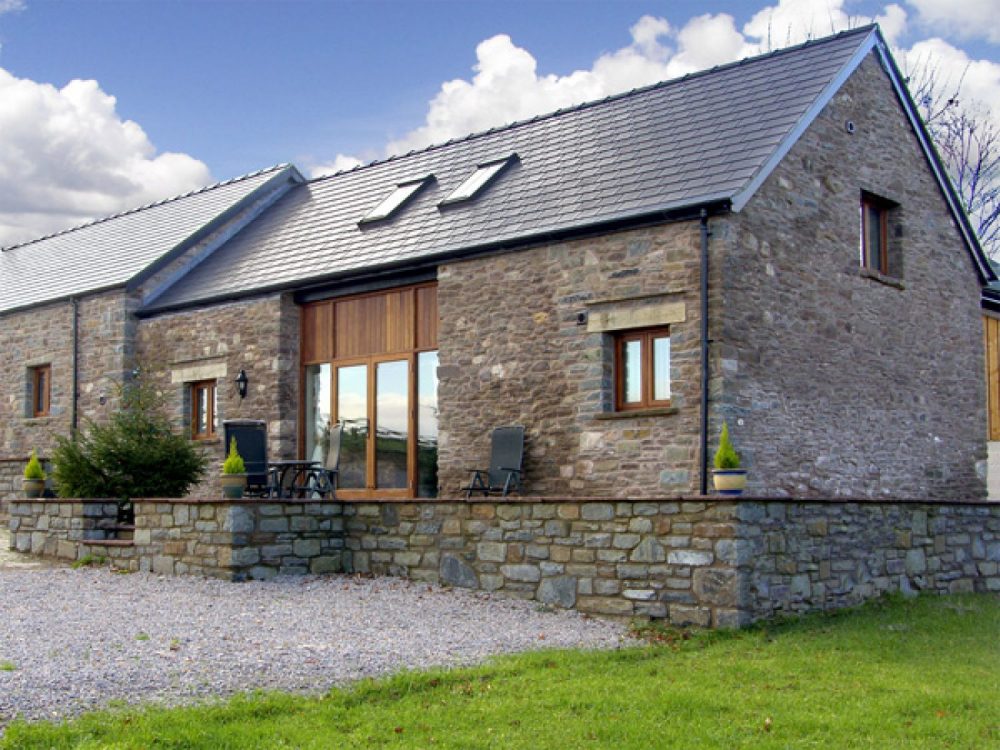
359;176;433;224
440;154;517;206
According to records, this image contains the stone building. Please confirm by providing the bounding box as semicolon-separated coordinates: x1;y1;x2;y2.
3;25;989;505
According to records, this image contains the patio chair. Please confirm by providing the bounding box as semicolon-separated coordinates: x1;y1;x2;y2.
222;419;272;497
462;425;524;498
309;422;343;499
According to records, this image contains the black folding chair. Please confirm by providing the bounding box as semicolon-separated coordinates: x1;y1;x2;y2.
462;425;525;498
222;419;272;497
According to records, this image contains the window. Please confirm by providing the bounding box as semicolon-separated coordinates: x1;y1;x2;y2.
860;193;891;275
301;283;438;499
359;176;433;224
439;154;516;206
30;365;51;417
190;380;217;440
615;328;671;411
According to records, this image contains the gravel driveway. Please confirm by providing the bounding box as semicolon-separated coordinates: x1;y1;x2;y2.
0;562;630;729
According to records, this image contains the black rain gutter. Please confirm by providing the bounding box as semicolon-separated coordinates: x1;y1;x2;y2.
70;297;79;434
138;198;733;317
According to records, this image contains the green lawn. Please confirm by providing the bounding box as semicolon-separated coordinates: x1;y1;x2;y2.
4;594;997;749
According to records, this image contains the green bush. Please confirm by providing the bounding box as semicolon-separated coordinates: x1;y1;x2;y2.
23;449;45;480
52;377;207;500
222;438;245;475
713;422;741;470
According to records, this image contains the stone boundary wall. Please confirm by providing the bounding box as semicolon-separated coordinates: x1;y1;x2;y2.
341;498;1000;626
742;500;1000;620
9;497;998;627
7;498;345;580
8;500;122;558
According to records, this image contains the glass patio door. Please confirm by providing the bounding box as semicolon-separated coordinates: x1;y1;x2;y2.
333;358;411;495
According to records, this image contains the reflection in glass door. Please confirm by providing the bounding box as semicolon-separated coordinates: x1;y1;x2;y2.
336;364;368;489
375;359;409;489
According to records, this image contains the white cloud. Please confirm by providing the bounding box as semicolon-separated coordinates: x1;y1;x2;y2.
899;38;1000;123
0;0;25;16
330;1;924;165
907;0;1000;44
308;153;363;179
0;68;211;247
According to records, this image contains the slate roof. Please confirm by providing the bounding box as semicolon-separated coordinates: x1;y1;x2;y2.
0;164;299;314
141;27;887;312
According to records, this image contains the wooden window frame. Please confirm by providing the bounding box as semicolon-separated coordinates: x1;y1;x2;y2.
861;193;890;275
190;380;217;440
614;327;671;411
31;365;51;418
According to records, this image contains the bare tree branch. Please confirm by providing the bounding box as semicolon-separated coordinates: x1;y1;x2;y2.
906;57;1000;259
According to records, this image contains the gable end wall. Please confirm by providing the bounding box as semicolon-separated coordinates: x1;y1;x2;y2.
718;52;986;499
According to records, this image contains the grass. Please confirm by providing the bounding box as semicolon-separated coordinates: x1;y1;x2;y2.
2;594;997;749
70;554;107;570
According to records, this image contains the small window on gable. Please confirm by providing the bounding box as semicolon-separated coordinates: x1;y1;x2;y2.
439;154;516;206
190;380;217;440
359;175;433;224
30;365;51;417
615;328;671;411
860;192;900;278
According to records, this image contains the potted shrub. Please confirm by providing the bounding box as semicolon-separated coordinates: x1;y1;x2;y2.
712;422;747;495
220;438;247;499
23;449;46;498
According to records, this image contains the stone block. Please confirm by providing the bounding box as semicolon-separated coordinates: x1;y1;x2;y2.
501;564;541;583
905;548;927;576
537;576;577;608
290;516;319;532
293;539;321;558
477;542;507;562
669;605;711;627
714;609;752;629
557;504;580;520
310;555;342;574
668;550;713;566
152;555;175;575
260;518;288;534
623;589;656;601
393;552;422;568
249;566;278;581
613;533;641;549
231;547;261;567
440;555;477;588
693;568;739;607
581;503;614;521
631;537;666;563
577;596;634;616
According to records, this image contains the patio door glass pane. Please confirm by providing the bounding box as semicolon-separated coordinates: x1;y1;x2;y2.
304;364;331;464
337;364;368;489
417;351;439;497
375;359;409;489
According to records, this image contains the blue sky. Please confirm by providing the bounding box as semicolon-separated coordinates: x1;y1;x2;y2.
0;0;997;245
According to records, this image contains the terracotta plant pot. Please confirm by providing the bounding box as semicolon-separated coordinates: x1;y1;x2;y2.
712;469;747;496
220;473;247;499
22;478;45;498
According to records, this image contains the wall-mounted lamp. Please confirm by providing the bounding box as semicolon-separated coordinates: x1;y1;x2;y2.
235;369;249;400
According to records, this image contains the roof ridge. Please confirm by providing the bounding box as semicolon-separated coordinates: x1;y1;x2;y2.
307;24;877;185
1;163;292;253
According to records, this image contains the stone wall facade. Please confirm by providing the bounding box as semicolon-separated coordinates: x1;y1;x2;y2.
437;223;705;498
0;290;137;461
134;293;301;494
716;53;987;499
8;498;345;580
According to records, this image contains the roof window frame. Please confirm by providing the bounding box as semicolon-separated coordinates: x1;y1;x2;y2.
359;175;434;225
439;154;518;208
